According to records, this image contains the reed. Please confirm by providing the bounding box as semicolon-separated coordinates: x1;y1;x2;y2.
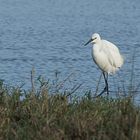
0;75;140;140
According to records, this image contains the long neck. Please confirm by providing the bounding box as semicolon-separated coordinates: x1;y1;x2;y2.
92;41;103;55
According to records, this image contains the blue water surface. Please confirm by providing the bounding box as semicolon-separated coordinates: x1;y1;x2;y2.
0;0;140;97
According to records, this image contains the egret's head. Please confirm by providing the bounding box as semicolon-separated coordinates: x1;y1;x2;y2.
84;33;101;46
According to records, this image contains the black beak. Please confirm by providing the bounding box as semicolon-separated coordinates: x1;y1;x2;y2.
84;38;93;46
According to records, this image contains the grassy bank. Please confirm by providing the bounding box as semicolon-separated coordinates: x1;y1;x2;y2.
0;79;140;140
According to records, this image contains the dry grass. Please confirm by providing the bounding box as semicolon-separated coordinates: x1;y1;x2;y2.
0;77;140;140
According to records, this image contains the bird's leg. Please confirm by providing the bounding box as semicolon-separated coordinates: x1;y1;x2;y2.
106;73;109;95
94;72;107;98
103;72;109;95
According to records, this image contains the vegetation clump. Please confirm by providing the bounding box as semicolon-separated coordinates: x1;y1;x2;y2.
0;78;140;140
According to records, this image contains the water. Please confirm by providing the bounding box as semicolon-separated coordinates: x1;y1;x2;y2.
0;0;140;96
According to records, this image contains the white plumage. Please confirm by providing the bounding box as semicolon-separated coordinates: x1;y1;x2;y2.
84;33;124;95
91;33;123;74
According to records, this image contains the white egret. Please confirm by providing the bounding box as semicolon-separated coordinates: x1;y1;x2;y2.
84;33;124;96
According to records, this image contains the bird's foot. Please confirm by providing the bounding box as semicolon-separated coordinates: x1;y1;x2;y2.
93;86;107;98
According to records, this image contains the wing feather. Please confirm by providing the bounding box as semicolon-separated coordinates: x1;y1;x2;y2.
102;40;124;68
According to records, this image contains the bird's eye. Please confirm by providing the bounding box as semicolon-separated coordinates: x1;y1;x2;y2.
94;37;97;40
